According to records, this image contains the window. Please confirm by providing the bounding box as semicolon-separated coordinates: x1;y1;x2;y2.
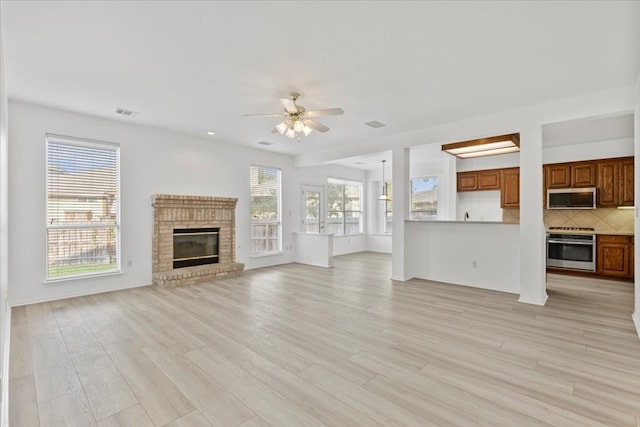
384;181;393;233
411;176;438;219
250;165;281;255
46;134;120;280
327;178;362;235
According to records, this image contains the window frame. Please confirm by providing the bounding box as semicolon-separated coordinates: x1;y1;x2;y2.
410;176;439;220
327;178;363;236
250;164;282;257
45;133;121;282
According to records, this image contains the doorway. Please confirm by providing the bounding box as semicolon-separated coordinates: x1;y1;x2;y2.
301;185;325;233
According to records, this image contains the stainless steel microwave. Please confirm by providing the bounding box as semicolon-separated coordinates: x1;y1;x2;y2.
547;187;596;209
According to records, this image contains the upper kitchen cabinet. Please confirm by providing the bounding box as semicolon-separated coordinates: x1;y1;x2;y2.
544;164;571;188
545;161;596;188
597;160;619;206
545;156;634;207
572;161;597;187
619;158;634;206
500;168;520;208
457;169;501;191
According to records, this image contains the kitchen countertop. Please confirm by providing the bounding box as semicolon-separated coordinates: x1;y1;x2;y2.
546;229;634;236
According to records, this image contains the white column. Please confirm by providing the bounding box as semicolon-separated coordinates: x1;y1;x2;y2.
633;73;640;338
518;125;548;305
391;147;410;280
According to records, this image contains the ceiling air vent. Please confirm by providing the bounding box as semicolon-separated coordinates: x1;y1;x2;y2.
258;141;274;146
115;108;140;117
365;120;386;128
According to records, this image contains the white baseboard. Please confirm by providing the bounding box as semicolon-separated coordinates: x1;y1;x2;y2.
1;305;11;427
518;292;549;306
8;281;151;307
633;311;640;342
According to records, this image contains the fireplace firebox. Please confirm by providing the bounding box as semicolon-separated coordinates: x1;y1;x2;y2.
173;228;219;269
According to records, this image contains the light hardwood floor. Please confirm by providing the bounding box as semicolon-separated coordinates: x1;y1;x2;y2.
9;252;640;426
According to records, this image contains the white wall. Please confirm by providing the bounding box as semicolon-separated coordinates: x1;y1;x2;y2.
405;221;520;294
0;3;9;423
7;101;303;305
457;191;502;222
543;137;634;164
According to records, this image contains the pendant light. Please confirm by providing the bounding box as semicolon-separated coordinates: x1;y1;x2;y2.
378;160;391;201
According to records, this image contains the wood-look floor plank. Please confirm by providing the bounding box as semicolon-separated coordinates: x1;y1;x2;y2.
38;389;97;427
9;252;640;426
96;404;154;427
187;346;328;427
104;340;195;426
142;342;255;427
163;410;214;427
71;348;139;421
8;374;39;427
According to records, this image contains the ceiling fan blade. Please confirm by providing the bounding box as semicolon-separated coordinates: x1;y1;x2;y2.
280;98;298;114
303;119;330;133
242;113;287;118
305;108;344;117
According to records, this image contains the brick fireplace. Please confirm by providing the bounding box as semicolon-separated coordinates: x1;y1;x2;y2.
152;194;244;288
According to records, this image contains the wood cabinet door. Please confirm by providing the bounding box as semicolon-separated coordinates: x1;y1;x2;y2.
572;161;597;187
597;235;632;277
500;168;519;208
545;164;571;188
477;170;501;190
620;158;634;206
597;160;619;206
457;172;478;191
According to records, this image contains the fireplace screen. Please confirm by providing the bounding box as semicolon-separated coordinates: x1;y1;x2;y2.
173;228;219;269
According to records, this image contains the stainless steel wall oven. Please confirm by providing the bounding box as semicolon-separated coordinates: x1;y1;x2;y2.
546;229;596;271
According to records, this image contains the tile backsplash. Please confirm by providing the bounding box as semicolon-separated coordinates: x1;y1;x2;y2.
502;208;635;233
544;208;634;233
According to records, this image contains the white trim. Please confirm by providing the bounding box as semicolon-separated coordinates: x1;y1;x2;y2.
8;281;150;308
632;312;640;342
1;306;10;427
518;293;549;306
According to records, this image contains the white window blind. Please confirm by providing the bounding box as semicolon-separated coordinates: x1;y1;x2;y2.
250;165;281;255
46;134;120;279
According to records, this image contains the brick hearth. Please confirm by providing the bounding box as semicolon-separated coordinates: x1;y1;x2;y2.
152;194;244;287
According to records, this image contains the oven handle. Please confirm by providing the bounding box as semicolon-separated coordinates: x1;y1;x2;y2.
547;240;594;245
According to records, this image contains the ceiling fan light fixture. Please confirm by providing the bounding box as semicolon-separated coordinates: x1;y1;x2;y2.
285;128;296;139
293;119;305;132
275;122;288;134
303;125;312;136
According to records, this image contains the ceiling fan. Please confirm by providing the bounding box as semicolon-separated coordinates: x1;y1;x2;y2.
243;93;344;141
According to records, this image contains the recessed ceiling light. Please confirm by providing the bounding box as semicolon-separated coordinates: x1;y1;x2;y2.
207;131;216;136
354;162;364;165
365;120;386;128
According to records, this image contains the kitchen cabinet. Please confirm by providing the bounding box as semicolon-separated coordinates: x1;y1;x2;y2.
572;161;597;187
545;164;571;188
620;158;634;206
597;160;619;206
597;235;634;278
500;168;520;208
457;169;501;191
544;157;633;207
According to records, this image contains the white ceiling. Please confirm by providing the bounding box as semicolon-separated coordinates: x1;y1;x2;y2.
3;1;639;165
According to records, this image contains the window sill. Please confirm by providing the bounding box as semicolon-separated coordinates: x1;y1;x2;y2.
45;269;122;284
250;251;284;259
